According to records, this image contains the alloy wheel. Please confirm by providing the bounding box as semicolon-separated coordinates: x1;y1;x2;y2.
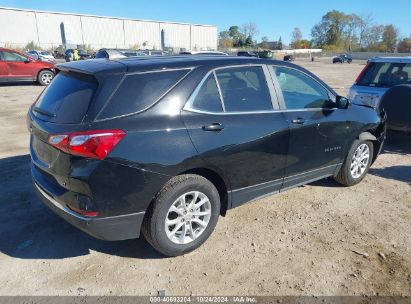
350;144;370;179
165;191;212;245
41;72;53;85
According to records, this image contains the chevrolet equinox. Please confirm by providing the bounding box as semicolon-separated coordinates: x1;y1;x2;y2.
28;56;386;256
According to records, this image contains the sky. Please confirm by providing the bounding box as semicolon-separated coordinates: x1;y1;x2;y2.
0;0;410;45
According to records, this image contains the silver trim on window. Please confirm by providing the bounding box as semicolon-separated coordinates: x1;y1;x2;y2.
213;70;226;112
268;64;337;110
183;64;280;114
96;67;194;122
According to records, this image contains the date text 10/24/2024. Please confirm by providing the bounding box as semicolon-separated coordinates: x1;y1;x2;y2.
149;296;257;303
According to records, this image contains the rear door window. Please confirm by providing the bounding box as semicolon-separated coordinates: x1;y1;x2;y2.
97;69;190;120
190;74;223;112
33;71;98;123
357;62;411;87
215;66;273;112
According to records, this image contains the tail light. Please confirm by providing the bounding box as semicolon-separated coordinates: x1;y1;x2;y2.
354;62;370;84
48;130;125;160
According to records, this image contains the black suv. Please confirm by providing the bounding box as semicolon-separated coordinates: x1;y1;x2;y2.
333;54;353;64
28;56;386;256
237;51;259;58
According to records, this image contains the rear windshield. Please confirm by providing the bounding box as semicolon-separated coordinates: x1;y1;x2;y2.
357;62;411;87
97;69;190;120
33;71;97;123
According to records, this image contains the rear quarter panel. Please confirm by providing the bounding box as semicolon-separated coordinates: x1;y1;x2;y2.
84;66;223;213
341;104;384;157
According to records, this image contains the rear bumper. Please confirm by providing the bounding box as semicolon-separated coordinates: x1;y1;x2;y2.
34;182;144;241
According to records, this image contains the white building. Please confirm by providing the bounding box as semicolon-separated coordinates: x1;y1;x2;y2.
0;7;218;51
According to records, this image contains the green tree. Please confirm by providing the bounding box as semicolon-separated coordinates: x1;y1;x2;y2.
292;39;311;49
382;25;398;52
229;26;246;47
245;36;254;47
311;10;351;49
277;36;283;50
24;41;41;51
219;30;233;49
397;38;411;53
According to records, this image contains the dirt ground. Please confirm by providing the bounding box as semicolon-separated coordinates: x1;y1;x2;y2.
0;59;410;296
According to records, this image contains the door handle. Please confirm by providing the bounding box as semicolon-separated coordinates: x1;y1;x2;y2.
291;118;306;125
202;123;224;132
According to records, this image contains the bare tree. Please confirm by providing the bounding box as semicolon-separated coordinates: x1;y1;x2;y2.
241;22;259;40
363;25;385;50
291;27;303;44
357;14;373;49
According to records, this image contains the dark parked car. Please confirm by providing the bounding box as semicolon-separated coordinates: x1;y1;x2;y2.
65;49;92;62
0;47;55;85
333;54;352;64
283;54;295;62
53;49;65;59
29;56;386;256
237;51;259;57
258;50;273;59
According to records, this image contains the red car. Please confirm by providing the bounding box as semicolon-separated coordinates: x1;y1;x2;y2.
0;47;55;85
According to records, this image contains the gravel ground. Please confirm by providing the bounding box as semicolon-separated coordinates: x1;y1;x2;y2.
0;59;410;296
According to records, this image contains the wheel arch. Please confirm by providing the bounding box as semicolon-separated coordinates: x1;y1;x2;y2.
359;131;377;141
37;68;54;78
179;167;230;216
358;131;381;164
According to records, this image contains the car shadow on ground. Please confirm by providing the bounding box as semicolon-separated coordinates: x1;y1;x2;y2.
0;82;39;87
383;130;411;155
368;131;411;184
369;165;411;184
0;154;164;260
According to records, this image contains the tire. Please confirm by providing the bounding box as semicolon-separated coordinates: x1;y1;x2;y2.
38;70;54;86
142;174;220;256
334;140;374;186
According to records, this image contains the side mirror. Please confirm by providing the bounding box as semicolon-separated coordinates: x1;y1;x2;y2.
336;96;350;109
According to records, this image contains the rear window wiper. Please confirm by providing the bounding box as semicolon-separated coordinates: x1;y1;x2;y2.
33;107;57;117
